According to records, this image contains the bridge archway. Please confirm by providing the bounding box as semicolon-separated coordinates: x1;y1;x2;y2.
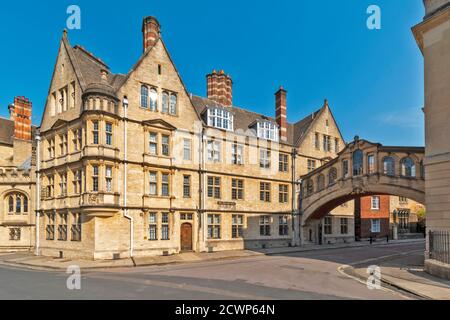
299;138;425;225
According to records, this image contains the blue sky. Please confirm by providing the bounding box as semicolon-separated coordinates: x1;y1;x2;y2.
0;0;424;146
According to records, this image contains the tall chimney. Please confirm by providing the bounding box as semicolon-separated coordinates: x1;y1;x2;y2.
275;87;288;142
11;96;32;141
142;16;161;52
206;70;233;107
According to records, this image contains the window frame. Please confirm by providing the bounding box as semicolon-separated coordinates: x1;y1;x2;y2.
259;215;271;236
260;182;271;202
207;214;221;239
232;214;244;239
279;216;289;236
231;179;244;201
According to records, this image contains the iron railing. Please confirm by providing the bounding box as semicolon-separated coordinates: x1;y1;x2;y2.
429;230;450;264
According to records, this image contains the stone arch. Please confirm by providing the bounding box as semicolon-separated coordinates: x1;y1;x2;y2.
302;183;425;224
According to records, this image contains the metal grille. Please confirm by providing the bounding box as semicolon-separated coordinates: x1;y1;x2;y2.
429;230;450;264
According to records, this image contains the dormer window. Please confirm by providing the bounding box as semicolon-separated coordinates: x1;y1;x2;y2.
207;108;233;131
257;121;278;142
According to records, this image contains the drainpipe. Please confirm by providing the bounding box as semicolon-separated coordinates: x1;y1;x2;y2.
201;128;207;252
122;96;134;259
291;148;297;247
35;134;41;256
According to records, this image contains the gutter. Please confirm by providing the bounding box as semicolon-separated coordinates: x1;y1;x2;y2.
35;134;41;256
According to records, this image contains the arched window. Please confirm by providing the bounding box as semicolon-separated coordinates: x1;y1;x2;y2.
306;179;314;196
401;157;416;177
328;167;337;185
353;150;363;176
16;196;21;213
383;157;395;176
169;94;177;115
140;85;148;108
8;196;14;213
317;175;325;191
149;88;158;111
5;193;28;215
162;92;169;113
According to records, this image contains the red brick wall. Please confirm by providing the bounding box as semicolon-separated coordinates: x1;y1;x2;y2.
360;195;390;219
206;70;233;106
275;87;288;142
12;96;32;141
355;195;391;239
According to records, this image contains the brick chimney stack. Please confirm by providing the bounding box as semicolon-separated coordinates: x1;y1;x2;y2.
142;16;161;52
10;96;32;141
206;70;233;107
275;87;288;142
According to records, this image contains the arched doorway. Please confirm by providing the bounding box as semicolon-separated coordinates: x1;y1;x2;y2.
180;223;193;251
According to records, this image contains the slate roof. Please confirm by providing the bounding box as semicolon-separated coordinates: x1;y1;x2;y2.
63;34;326;147
0;117;37;146
191;95;323;147
0;118;15;145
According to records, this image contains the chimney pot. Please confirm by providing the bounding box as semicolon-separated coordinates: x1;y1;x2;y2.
275;87;288;142
12;96;32;141
206;69;233;107
142;16;161;52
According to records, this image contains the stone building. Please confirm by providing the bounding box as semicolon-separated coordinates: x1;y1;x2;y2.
33;16;353;260
0;97;36;252
413;0;450;276
389;196;425;235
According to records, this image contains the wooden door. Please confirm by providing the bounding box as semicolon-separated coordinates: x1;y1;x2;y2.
181;223;193;251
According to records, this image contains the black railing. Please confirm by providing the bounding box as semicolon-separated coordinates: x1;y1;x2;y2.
429;230;450;265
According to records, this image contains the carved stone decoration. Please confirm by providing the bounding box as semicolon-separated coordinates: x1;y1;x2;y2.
351;178;366;195
88;194;101;205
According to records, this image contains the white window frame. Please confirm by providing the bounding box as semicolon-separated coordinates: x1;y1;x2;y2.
231;143;243;165
371;196;380;210
257;121;279;142
207;108;233;131
371;219;381;233
207;140;221;163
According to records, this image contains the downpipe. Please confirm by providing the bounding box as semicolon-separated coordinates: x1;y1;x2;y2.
122;97;134;262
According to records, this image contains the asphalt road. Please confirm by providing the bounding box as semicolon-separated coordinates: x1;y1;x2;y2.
0;242;424;300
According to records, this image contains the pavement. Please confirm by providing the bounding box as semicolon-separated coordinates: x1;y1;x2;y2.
0;238;425;272
1;239;447;300
339;248;450;300
0;242;426;300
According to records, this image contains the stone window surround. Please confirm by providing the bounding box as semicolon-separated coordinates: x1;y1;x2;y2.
144;169;172;198
139;82;178;116
143;127;173;158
